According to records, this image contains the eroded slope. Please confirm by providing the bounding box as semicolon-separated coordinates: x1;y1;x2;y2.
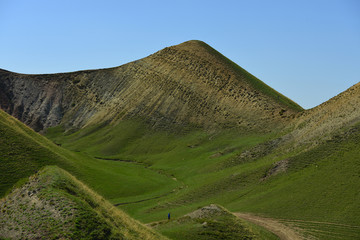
0;40;302;132
285;82;360;147
0;166;167;240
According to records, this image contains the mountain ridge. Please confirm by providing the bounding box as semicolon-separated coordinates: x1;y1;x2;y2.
284;82;360;148
0;40;301;132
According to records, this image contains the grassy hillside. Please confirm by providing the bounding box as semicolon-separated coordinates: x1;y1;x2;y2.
0;166;167;239
152;204;278;240
0;109;179;213
45;110;360;239
0;108;279;239
0;109;66;196
224;123;360;239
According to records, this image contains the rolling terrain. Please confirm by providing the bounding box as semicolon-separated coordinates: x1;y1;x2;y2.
0;109;274;239
1;40;359;239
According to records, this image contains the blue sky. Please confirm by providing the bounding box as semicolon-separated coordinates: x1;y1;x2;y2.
0;0;359;109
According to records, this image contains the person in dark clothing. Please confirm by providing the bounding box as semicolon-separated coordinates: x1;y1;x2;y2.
168;212;171;220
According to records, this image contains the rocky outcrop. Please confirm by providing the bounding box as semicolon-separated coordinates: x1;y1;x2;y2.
0;69;65;131
0;40;302;132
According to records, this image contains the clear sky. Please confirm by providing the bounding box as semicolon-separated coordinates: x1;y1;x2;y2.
1;0;359;109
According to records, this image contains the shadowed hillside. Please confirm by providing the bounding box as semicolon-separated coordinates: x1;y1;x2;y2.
0;40;302;132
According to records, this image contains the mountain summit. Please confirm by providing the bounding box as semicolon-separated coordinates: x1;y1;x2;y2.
0;40;302;132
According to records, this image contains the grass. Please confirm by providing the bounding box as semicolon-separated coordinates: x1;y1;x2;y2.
43;116;360;239
0;166;167;239
45;119;276;213
0;109;62;196
153;204;278;240
0;110;178;207
280;220;360;240
225;124;360;226
2;106;360;239
50;119;360;238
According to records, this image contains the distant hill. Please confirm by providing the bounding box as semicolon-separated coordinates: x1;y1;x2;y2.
0;40;302;132
287;82;360;147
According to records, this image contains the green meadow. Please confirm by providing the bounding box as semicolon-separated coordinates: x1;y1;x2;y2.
44;117;360;238
1;108;360;239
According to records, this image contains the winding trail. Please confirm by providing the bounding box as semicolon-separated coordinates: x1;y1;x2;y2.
234;213;303;240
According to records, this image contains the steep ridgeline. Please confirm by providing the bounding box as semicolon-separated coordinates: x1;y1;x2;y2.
285;82;360;147
0;40;302;132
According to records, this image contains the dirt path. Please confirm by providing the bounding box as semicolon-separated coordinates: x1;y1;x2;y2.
234;213;303;240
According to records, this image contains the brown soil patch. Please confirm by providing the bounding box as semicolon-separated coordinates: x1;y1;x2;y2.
234;213;304;240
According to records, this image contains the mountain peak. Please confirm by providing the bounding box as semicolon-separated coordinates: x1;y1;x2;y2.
173;40;209;51
160;40;221;63
0;41;302;132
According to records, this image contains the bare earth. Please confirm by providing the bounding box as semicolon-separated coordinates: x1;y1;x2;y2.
234;213;303;240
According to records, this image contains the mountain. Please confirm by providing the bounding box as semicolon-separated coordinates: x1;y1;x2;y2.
1;40;360;239
0;40;302;132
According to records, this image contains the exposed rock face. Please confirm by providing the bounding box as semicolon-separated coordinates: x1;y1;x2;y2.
0;69;67;131
0;40;302;132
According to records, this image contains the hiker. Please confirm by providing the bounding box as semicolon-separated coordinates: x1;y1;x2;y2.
168;212;170;220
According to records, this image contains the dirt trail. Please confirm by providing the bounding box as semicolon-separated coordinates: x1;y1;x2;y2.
234;213;303;240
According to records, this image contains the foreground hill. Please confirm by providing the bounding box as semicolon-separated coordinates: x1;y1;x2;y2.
0;40;302;132
0;108;69;196
0;166;167;240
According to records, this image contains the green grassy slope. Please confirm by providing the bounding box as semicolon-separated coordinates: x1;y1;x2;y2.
152;204;278;240
45;115;360;239
225;124;360;239
0;109;178;209
0;109;67;196
0;109;279;239
45;120;276;207
0;166;167;240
